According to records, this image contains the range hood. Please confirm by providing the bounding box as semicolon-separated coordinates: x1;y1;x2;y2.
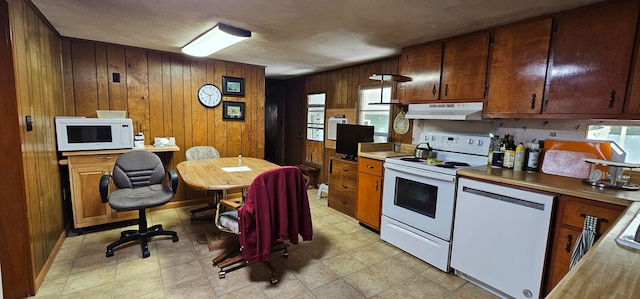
405;102;483;120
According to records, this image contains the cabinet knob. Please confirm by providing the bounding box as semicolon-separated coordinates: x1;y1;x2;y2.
366;165;374;169
609;90;616;109
444;84;449;96
375;181;378;191
565;234;573;252
432;84;437;96
530;93;536;110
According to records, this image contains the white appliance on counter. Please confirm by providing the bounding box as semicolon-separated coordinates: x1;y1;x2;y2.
451;178;554;299
55;117;134;151
380;132;490;272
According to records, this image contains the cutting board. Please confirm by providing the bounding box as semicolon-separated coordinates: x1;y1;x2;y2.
540;149;596;179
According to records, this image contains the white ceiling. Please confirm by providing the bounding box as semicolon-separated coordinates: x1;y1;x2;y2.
31;0;603;79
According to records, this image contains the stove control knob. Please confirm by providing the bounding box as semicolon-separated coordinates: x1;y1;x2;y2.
431;136;437;141
477;140;484;147
468;139;474;145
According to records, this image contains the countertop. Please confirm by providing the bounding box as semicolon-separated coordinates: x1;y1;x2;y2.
458;166;640;298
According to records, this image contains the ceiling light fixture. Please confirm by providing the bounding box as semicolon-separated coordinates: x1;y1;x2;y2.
182;23;252;57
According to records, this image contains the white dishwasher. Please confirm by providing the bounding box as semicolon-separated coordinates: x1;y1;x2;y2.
451;178;554;299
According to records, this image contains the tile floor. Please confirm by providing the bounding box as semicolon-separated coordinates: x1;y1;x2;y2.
30;189;498;299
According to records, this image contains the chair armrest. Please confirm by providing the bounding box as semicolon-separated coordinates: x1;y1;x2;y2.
167;169;179;194
99;174;110;203
219;199;242;210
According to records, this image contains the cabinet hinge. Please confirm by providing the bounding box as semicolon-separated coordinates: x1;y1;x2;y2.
552;20;559;34
489;35;495;46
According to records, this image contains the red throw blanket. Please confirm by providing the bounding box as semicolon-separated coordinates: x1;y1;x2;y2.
238;166;313;264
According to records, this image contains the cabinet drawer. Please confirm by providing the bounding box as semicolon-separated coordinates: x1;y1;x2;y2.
358;157;383;176
69;154;120;164
561;199;624;235
331;161;358;180
328;191;356;216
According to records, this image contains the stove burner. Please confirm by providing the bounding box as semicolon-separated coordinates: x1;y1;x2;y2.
444;161;470;167
400;157;424;162
434;164;456;168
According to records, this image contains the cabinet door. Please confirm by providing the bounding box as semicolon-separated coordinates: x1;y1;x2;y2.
398;42;442;103
485;18;552;115
441;32;490;100
545;0;639;115
356;172;382;230
71;164;112;226
546;225;581;293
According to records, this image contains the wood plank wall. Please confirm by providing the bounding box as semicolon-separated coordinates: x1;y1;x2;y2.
7;0;65;293
295;56;413;183
61;39;266;202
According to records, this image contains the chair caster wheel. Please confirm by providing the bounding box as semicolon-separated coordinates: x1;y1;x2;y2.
172;235;179;242
270;275;278;284
142;247;150;258
106;249;114;257
283;249;289;257
218;271;226;279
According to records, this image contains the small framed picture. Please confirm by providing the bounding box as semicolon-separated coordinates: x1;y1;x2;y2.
221;76;245;97
222;101;245;121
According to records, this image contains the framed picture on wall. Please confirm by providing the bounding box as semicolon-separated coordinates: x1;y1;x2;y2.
222;101;245;121
222;76;245;97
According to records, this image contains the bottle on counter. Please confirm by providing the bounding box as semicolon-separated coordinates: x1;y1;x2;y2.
502;133;515;169
134;132;144;148
514;143;526;171
488;135;500;166
526;143;541;172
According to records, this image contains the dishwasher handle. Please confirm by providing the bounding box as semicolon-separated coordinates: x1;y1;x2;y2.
461;186;546;211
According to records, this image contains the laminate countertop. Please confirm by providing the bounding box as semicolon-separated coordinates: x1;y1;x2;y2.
457;166;640;298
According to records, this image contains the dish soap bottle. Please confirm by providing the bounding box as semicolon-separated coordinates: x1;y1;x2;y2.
502;133;515;169
514;143;526;171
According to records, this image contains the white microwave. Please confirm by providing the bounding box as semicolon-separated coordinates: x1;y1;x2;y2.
54;117;134;151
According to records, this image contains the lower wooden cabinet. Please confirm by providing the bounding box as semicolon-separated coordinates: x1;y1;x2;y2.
544;195;625;295
328;157;358;217
356;157;384;230
68;154;138;228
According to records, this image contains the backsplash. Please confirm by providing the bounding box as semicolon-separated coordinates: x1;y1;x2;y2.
412;118;640;145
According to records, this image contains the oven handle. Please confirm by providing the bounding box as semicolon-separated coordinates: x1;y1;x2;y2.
384;162;455;182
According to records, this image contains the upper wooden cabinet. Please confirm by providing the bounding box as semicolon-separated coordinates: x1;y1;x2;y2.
441;32;491;101
397;42;443;103
485;18;553;116
544;0;639;115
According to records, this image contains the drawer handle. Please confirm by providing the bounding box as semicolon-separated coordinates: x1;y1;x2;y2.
342;168;349;172
565;234;573;253
341;184;348;189
580;213;608;223
375;181;378;191
100;156;114;160
341;200;347;205
367;165;374;169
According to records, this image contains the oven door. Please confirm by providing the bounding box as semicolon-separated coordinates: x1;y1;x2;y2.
382;162;456;240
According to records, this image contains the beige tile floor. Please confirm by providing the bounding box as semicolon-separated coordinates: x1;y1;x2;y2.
30;189;498;299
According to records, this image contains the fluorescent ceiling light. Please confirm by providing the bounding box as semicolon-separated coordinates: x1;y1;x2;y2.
182;23;251;57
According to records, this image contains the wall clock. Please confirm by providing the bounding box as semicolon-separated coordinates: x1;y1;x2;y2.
198;84;222;108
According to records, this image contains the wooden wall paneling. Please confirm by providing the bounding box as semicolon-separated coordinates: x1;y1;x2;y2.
70;40;98;116
161;54;173;139
225;61;243;157
148;52;164;142
106;45;127;111
170;54;186;201
2;0;34;296
125;48;149;135
95;44;109;110
205;60;216;146
60;39;75;115
182;57;194;158
213;60;227;156
190;58;208;147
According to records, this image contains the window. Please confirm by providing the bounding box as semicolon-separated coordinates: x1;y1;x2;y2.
587;124;640;163
306;93;325;142
359;85;391;142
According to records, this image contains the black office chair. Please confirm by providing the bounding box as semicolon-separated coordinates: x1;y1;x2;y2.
185;146;224;222
100;151;179;258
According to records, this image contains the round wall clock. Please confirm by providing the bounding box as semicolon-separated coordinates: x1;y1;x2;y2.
198;84;222;108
